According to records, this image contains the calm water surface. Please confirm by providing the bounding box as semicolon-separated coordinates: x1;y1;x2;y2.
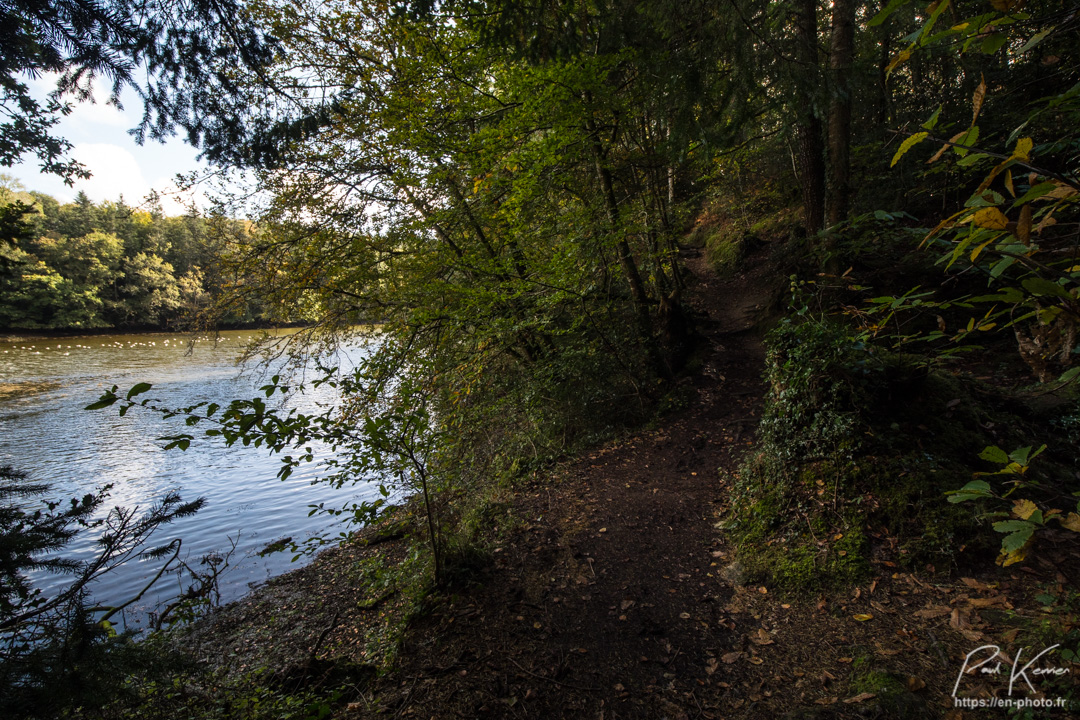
0;330;376;630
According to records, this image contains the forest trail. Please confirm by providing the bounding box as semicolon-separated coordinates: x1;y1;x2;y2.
359;241;780;719
190;240;1068;719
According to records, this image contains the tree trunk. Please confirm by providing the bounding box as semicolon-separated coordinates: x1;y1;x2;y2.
794;0;826;234
826;0;855;227
875;0;893;130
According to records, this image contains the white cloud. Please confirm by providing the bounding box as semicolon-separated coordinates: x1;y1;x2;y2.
69;143;151;204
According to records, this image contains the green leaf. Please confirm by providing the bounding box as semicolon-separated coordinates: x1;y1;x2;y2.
919;0;952;45
1059;367;1080;383
979;446;1009;464
952;125;979;157
999;527;1034;552
891;132;929;167
993;519;1035;534
989;257;1014;278
868;0;909;27
957;152;989;167
947;479;993;503
1022;277;1072;299
126;382;153;400
1013;181;1058;205
922;106;942;131
1018;27;1053;55
84;397;118;411
981;33;1008;55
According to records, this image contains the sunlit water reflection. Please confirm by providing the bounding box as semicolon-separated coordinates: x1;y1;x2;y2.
0;330;376;631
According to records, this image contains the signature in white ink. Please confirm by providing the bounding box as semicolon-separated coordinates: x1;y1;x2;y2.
953;644;1071;697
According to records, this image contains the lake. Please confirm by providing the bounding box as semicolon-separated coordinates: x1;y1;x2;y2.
0;330;378;630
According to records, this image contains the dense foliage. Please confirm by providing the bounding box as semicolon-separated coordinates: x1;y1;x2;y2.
0;179;274;330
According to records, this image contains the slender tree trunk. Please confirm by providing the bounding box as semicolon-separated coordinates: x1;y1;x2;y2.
827;0;855;226
794;0;826;234
876;15;891;129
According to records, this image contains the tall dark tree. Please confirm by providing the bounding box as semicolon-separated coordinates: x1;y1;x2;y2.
793;0;826;234
826;0;855;226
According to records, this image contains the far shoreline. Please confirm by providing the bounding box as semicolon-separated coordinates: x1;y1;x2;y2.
0;321;313;343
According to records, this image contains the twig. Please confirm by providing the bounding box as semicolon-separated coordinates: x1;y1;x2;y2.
309;611;341;662
507;656;599;691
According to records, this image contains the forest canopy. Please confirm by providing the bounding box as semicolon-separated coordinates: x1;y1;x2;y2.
0;178;271;330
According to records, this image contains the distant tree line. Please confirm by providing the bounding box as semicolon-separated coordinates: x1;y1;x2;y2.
0;178;274;331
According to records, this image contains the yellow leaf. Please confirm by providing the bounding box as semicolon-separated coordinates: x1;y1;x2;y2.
1060;512;1080;533
927;130;967;164
1013;499;1039;520
972;74;987;126
973;207;1009;229
886;48;912;77
1005;169;1015;196
970;238;995;261
1011;137;1034;162
891;132;929;167
998;546;1027;566
853;613;873;622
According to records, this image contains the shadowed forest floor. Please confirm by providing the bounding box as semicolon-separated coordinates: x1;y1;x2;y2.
184;241;1079;719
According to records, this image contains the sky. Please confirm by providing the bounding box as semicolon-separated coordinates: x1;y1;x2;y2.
6;75;210;216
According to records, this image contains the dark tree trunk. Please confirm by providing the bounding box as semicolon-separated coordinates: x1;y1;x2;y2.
876;14;891;129
827;0;855;226
794;0;826;234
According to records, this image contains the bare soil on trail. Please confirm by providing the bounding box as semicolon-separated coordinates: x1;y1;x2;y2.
185;242;1079;719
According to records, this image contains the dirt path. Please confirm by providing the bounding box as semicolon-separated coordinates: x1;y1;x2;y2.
353;246;789;718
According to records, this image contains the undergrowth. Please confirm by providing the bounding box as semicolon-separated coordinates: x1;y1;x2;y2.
726;311;1028;592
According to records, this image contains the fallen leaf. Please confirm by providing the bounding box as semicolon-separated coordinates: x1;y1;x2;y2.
814;697;838;706
870;600;893;615
750;628;774;645
679;612;691;619
621;599;635;611
721;651;743;664
961;628;985;642
968;596;1011;609
748;656;764;665
838;657;853;664
844;692;877;704
599;527;607;533
950;607;970;630
907;676;926;691
853;613;873;622
705;658;718;675
914;605;951;620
